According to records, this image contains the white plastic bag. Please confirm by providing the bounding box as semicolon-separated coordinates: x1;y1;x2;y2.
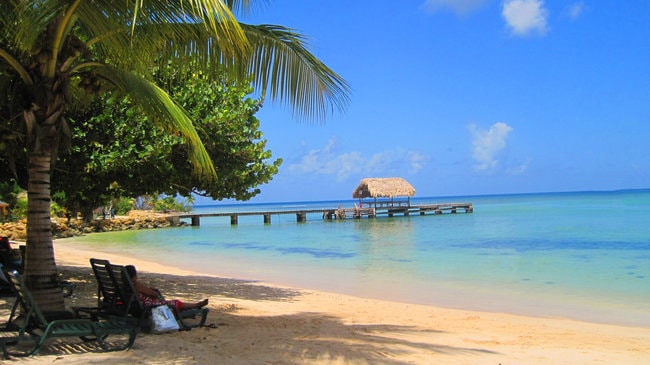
151;305;180;333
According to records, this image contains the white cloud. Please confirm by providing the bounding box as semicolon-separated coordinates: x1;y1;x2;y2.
469;122;513;171
502;0;549;37
288;137;429;182
507;161;529;175
422;0;487;16
288;138;362;181
406;151;428;174
567;2;584;20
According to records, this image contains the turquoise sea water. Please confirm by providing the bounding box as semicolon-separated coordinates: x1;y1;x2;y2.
64;190;650;327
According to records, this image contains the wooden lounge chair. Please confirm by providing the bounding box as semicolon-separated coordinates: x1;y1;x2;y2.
3;271;138;357
83;258;208;331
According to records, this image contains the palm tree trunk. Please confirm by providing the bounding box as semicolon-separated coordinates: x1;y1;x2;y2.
25;152;65;313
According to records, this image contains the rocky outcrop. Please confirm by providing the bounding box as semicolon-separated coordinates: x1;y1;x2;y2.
0;210;187;241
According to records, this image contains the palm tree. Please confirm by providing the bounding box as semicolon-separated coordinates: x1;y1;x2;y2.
0;0;349;312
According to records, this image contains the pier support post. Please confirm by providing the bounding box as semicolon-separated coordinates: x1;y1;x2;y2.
264;214;271;224
296;212;307;222
191;216;200;226
230;215;238;225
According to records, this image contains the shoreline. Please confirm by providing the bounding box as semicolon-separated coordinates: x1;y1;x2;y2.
30;238;650;364
55;235;650;329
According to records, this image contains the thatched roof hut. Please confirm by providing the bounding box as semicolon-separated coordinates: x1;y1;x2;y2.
352;178;416;199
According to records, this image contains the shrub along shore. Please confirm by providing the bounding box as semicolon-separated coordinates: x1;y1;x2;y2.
0;210;185;241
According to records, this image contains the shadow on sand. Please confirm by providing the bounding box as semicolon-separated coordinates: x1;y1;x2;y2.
0;266;498;364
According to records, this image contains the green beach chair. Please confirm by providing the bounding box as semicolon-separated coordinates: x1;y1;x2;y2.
84;258;208;331
118;261;209;331
75;258;139;321
3;270;138;357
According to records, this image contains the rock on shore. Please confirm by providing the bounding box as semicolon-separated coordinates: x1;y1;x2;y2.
0;210;186;241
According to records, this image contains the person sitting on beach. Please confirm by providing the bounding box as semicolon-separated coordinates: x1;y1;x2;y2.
125;265;208;312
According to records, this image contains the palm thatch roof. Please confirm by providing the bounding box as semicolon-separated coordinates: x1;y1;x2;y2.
352;178;416;199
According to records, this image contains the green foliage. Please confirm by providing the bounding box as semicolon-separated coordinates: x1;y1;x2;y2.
152;195;192;213
50;201;66;218
0;181;23;221
12;195;27;219
113;198;134;216
0;1;347;311
5;194;69;220
51;67;281;216
0;179;21;208
1;1;347;222
162;69;283;201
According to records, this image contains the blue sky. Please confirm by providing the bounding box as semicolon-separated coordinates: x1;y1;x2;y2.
201;0;649;204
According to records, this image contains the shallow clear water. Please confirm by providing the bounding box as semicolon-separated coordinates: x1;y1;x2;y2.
64;190;650;327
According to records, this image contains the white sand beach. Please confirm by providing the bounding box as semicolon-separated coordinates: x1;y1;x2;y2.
1;241;649;364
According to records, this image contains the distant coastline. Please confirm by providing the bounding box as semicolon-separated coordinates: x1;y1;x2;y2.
0;210;184;241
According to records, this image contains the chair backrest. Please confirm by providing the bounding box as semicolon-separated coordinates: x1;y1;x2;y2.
90;258;121;310
89;258;145;318
109;263;145;317
6;271;50;331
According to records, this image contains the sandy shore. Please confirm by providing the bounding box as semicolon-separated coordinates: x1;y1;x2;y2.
1;242;649;364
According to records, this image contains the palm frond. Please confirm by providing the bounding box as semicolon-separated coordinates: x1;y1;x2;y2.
74;0;249;78
242;24;351;121
0;49;32;84
132;0;248;56
223;0;268;16
0;0;67;53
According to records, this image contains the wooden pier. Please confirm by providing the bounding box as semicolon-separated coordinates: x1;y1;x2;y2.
176;203;472;226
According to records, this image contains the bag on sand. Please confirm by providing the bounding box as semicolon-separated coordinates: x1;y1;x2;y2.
151;305;180;333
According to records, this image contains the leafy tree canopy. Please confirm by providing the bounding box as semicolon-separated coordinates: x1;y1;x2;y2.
52;67;281;218
0;0;348;312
